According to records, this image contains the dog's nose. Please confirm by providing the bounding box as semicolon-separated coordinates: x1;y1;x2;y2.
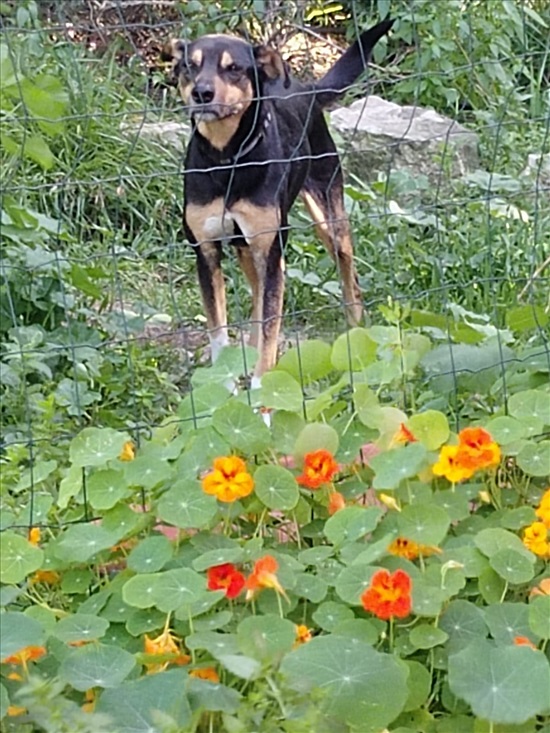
191;84;215;104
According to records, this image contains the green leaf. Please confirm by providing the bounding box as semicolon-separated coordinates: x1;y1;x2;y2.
292;572;328;603
54;614;109;644
484;603;533;645
403;660;432;712
186;631;240;657
122;573;160;609
69;427;129;468
479;567;507;605
516;441;550;477
0;532;43;584
335;565;380;605
529;596;550;639
508;390;550;425
191;346;257;389
23;134;55;170
217;654;261;680
409;624;449;649
88;468;128;510
156;480;218;529
312;601;354;631
294;422;339;458
260;371;303;412
0;683;8;722
298;546;334;566
407;410;450;450
178;383;232;424
0;612;45;660
489;548;535;584
60;643;136;691
332;618;379;645
212;400;271;453
54;524;118;563
254;465;299;511
151;568;206;613
324;506;383;547
506;306;549;333
281;635;409;729
475;528;530;558
440;600;488;654
397;503;451;545
192;547;244;572
124;456;173;489
331;328;377;371
57;465;83;509
187;677;241;714
448;641;550;724
271;410;306;454
127;536;173;573
276;339;333;384
370;443;428;490
237;615;295;662
97;668;192;731
486;416;526;445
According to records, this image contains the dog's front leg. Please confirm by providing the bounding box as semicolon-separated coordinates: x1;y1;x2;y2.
195;241;229;362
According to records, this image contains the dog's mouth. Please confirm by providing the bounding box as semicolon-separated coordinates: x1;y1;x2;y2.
189;102;246;122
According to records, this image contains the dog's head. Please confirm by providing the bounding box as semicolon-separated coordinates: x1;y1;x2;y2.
162;34;289;122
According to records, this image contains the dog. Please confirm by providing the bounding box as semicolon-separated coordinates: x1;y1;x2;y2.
163;19;394;386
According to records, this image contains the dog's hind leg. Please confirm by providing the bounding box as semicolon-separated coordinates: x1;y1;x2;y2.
301;183;363;326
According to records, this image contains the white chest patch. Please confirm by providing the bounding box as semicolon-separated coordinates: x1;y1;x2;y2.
203;212;236;241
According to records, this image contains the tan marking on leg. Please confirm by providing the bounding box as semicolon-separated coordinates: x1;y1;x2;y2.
236;247;261;348
301;190;362;326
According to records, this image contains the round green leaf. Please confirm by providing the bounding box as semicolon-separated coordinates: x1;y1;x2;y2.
280;635;409;729
370;443;428;490
60;643;136;691
485;603;533;645
292;572;328;603
490;548;535;584
122;573;160;609
403;660;432;712
151;568;206;612
478;567;507;605
324;506;383;547
294;422;339;459
475;528;528;558
254;465;299;511
125;608;166;637
335;564;380;605
97;668;192;731
69;427;129;468
178;382;232;423
156;480;218;529
192;547;244;572
237;615;295;662
332;618;379;645
186;631;240;658
408;410;450;450
448;641;550;724
87;468;129;511
529;596;550;639
331;328;377;371
124;456;173;490
397;503;451;546
409;624;449;649
127;536;173;573
217;654;261;680
486;416;526;445
0;683;8;721
440;600;488;654
54;614;109;644
0;532;43;584
312;601;354;631
277;339;333;384
212;400;271;453
54;524;118;563
298;546;334;566
508;390;550;425
516;441;550;477
0;612;45;660
271;410;306;454
260;371;303;412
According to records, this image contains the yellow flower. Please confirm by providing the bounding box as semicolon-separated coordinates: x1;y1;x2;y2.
523;522;550;559
7;705;27;717
119;441;136;461
30;569;60;585
189;666;220;683
202;456;254;503
432;445;475;483
28;527;41;546
535;489;550;529
379;493;401;512
387;537;441;561
294;624;312;647
143;628;190;674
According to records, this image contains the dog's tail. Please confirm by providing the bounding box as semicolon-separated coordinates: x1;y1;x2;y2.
314;19;394;107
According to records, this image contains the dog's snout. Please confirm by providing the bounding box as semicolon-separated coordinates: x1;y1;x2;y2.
191;83;215;104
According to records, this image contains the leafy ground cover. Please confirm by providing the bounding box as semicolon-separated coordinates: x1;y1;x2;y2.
1;1;550;731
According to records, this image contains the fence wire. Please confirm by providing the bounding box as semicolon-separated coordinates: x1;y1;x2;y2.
1;0;549;532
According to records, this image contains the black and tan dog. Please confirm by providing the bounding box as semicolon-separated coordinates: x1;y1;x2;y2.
164;19;393;386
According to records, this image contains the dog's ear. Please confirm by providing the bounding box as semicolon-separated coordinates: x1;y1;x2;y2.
253;45;290;88
161;39;186;69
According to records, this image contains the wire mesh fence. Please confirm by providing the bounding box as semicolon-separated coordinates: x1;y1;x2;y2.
1;0;549;534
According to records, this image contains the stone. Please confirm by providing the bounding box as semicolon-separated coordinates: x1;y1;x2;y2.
121;121;190;151
329;95;480;186
521;152;550;196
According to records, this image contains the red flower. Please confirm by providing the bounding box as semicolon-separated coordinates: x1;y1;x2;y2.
207;563;245;599
296;450;339;489
360;569;412;620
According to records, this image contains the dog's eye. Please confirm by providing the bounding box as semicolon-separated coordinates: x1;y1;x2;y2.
224;63;242;74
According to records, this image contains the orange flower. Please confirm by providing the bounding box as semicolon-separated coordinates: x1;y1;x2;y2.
202;456;254;503
207;563;245;599
360;569;412;620
7;706;27;717
30;569;60;585
3;645;46;665
119;441;136;461
296;450;339;489
392;423;417;446
387;537;442;561
294;624;312;647
535;489;550;529
245;555;288;601
514;636;537;649
457;427;501;470
432;445;475;483
28;527;41;546
328;491;346;515
523;522;550;558
189;666;220;683
143;629;190;674
530;577;550;598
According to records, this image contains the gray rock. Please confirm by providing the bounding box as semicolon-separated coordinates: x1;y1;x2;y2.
521;152;550;196
121;121;190;151
330;95;480;187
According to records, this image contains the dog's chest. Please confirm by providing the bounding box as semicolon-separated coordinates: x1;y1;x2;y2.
186;198;280;247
